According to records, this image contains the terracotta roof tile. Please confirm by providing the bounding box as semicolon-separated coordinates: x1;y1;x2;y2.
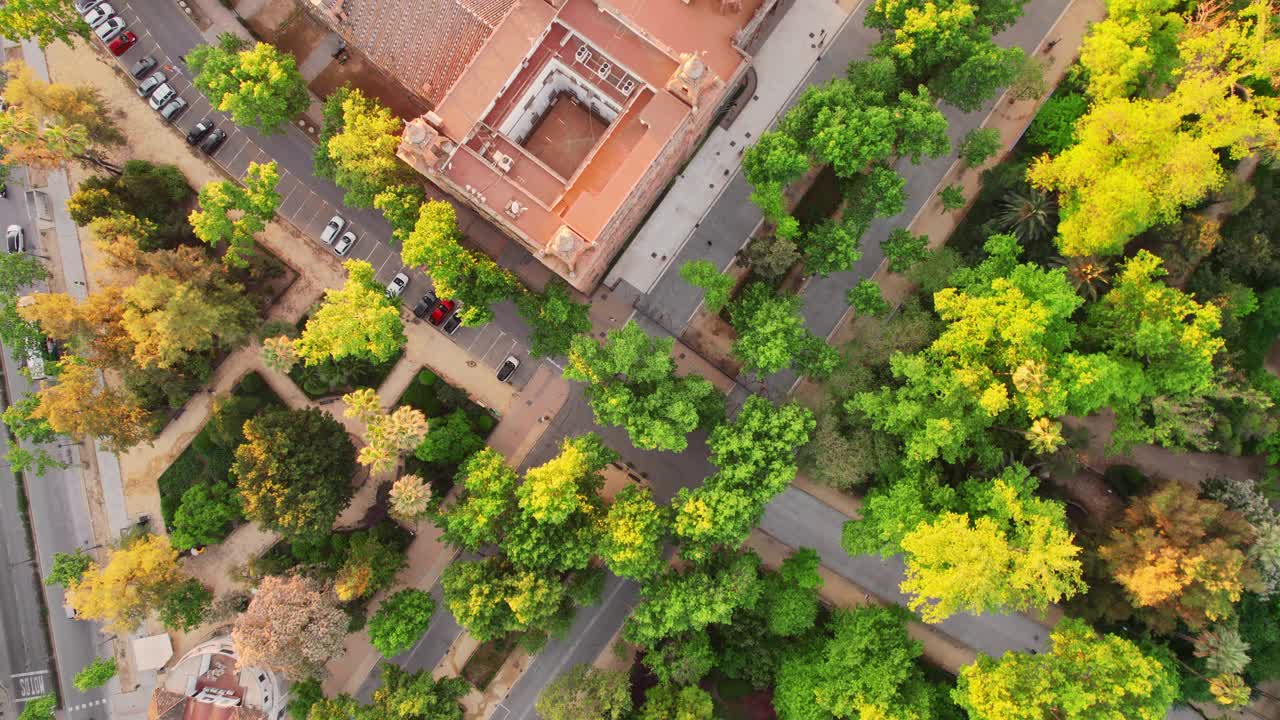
338;0;519;104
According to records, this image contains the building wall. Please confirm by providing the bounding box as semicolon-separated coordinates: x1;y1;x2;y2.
578;61;750;290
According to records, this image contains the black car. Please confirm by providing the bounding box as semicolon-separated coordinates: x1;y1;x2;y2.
199;128;228;155
496;356;520;383
411;292;436;320
186;120;214;145
441;314;461;335
129;55;156;78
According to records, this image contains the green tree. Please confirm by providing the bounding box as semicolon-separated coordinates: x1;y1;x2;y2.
642;631;716;686
414;409;483;466
857;235;1124;469
0;0;88;46
334;531;407;602
679;260;735;314
954;618;1179;720
847;279;890;317
73;657;116;691
1077;0;1183;100
881;228;930;273
939;183;967;211
233;407;357;540
599;485;668;581
536;665;632;720
1026;92;1088;154
368;589;436;657
959;128;1002;168
564;320;723;452
762;548;824;637
157;578;212;632
898;465;1085;622
637;683;714;720
316;87;412;207
515;280;591;359
438;448;518;551
402;201;518;326
1084;250;1227;451
374;184;426;245
285;678;323;720
624;551;763;649
1032;2;1280;256
45;549;92;588
188;161;281;267
17;694;57;720
803;606;939;719
728;282;838;379
169;482;241;551
310;663;467;720
188;36;309;134
803;216;865;277
296;259;406;366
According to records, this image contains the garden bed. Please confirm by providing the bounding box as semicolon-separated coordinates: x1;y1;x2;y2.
460;634;519;691
398;368;497;497
157;371;281;532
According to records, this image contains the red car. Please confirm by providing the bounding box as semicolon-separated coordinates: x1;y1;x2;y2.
108;31;136;56
429;298;456;326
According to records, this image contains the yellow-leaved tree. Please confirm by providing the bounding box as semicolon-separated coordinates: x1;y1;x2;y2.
65;534;181;633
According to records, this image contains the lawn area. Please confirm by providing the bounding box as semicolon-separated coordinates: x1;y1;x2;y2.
398;368;497;497
708;672;776;720
461;634;519;691
157;372;281;530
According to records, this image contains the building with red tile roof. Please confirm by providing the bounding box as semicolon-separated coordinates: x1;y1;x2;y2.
388;0;783;291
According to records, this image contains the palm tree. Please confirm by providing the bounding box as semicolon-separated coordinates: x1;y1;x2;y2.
994;188;1057;244
1049;255;1110;301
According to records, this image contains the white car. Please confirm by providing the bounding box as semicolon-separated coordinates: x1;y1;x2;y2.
83;3;114;27
320;215;345;245
333;231;356;256
148;82;176;110
94;16;126;42
5;224;24;253
385;273;409;299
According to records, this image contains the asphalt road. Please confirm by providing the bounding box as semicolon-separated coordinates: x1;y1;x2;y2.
0;169;110;719
111;0;542;391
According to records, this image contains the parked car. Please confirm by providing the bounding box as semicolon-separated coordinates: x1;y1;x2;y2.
319;215;345;245
186;119;214;145
441;314;462;335
6;225;24;253
199;128;227;155
0;183;7;198
411;294;433;320
333;231;356;256
159;97;187;122
429;298;456;326
94;16;126;42
83;3;114;27
148;82;176;110
136;70;166;98
497;355;519;383
108;30;136;56
25;344;45;381
385;273;409;299
77;0;106;12
129;55;156;78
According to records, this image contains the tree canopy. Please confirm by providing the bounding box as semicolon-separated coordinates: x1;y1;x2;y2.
188;35;310;134
296;259;407;366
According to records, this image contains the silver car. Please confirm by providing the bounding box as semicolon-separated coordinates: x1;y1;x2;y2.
136;70;166;98
320;215;344;245
159;97;187;122
385;273;409;299
333;231;356;256
149;83;176;110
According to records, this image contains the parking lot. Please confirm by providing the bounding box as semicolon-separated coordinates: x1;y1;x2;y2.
93;0;540;390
